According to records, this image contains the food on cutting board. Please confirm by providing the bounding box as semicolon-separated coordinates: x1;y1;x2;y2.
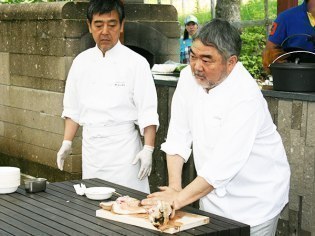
148;200;173;230
100;196;147;214
100;196;172;230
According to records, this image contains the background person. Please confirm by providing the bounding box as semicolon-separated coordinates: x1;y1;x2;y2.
180;15;199;64
262;0;315;72
56;0;159;193
142;19;290;236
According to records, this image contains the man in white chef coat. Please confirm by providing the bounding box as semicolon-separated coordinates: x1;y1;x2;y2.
142;19;291;235
56;0;159;193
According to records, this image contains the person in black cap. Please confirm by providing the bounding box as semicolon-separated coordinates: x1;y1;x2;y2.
180;15;199;64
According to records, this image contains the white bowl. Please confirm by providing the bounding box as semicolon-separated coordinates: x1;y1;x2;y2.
0;167;20;176
0;176;20;183
0;180;20;188
84;187;115;200
0;186;19;194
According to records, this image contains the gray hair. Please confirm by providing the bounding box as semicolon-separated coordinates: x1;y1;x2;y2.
193;18;242;61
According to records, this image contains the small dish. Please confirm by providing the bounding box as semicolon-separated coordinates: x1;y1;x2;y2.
24;178;47;193
84;187;115;200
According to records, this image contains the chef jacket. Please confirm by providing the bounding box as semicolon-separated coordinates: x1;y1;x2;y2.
62;41;159;135
61;41;159;192
161;62;290;226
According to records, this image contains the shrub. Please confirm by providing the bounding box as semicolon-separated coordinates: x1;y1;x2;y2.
240;26;267;80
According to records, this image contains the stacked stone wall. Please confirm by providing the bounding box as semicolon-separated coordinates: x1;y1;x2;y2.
0;2;88;179
266;97;315;236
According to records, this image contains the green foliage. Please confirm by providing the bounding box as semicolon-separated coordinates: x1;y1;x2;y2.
179;0;277;25
240;26;267;79
178;0;279;79
178;10;211;26
241;0;277;20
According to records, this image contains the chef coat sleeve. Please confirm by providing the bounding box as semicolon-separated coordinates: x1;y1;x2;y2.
133;59;159;135
198;96;265;191
161;69;193;161
61;58;80;124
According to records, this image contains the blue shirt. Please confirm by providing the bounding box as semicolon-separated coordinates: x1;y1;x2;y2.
180;37;192;64
269;0;315;52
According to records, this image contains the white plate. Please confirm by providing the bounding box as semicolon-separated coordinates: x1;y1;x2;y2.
85;187;115;200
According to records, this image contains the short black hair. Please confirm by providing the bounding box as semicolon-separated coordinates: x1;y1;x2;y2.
87;0;125;24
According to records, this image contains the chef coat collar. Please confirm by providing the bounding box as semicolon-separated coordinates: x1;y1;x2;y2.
94;40;123;58
205;62;241;96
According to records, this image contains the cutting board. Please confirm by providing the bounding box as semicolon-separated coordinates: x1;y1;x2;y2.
96;209;210;234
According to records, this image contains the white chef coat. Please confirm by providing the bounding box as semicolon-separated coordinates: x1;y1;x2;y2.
161;62;290;226
62;41;159;193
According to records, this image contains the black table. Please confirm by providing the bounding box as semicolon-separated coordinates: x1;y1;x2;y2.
0;178;250;235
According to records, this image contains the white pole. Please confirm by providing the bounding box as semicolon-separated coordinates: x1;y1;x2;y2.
182;0;185;15
211;0;215;19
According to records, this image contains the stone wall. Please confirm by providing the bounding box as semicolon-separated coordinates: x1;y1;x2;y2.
0;2;88;181
265;96;315;236
0;1;180;182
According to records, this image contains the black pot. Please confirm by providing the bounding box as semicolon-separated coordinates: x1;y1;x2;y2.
270;63;315;92
269;51;315;92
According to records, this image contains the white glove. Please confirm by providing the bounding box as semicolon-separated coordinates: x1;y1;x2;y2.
57;140;72;171
132;145;154;180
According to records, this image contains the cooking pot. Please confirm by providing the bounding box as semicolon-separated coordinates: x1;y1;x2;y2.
269;51;315;92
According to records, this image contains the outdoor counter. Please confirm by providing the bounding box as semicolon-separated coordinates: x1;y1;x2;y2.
0;178;250;235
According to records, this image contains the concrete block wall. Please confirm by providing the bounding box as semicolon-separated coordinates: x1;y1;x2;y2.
124;4;180;65
0;2;88;180
265;97;315;236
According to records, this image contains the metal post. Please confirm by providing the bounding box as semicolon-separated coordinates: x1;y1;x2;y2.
211;0;215;19
264;0;269;38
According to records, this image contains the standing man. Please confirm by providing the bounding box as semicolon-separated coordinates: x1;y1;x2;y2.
56;0;159;193
142;19;290;235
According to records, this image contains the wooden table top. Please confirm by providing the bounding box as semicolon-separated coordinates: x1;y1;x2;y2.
0;178;250;235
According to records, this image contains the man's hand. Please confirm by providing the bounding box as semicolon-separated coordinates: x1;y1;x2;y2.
57;140;72;171
132;145;154;180
143;186;180;205
141;186;181;219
